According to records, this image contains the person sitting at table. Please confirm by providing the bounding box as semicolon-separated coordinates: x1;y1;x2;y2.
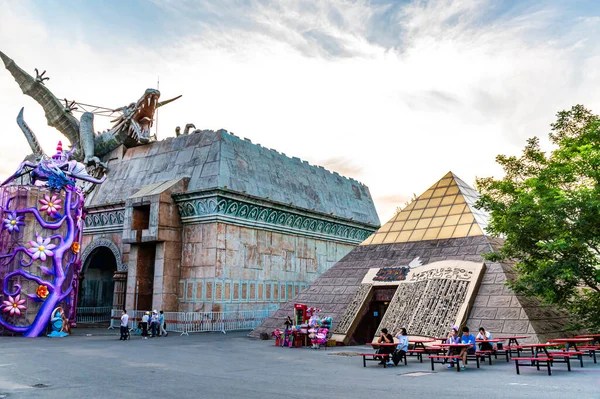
446;327;460;369
376;328;394;364
459;326;477;370
392;328;409;366
476;327;494;351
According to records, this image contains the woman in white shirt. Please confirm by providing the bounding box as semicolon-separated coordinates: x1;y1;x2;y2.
392;328;409;366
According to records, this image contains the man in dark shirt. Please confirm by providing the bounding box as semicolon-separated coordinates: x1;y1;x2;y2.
376;328;394;364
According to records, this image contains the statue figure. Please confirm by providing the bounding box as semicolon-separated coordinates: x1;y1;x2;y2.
47;307;71;337
1;141;106;188
0;51;181;170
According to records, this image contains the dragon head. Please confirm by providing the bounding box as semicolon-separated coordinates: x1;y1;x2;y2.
110;89;181;145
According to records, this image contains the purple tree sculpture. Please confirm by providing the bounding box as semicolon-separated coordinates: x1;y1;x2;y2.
0;142;104;337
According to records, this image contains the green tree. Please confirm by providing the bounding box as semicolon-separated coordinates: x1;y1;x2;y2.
476;105;600;331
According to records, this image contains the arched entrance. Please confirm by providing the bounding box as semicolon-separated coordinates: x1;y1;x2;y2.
79;247;117;308
77;238;125;324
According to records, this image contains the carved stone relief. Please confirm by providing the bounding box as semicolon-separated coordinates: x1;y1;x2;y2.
378;279;470;338
333;284;372;335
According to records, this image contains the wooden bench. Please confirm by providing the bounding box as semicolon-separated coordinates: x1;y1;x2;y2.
578;346;598;364
464;352;481;368
491;347;510;362
360;353;391;368
551;351;584;368
425;346;443;355
407;349;424;362
429;355;463;372
506;345;532;357
475;350;494;365
513;357;553;375
547;352;574;371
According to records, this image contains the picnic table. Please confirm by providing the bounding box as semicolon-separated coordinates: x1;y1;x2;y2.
430;343;473;371
476;339;502;345
437;343;471;354
409;338;436;351
517;343;557;358
548;338;594;367
367;342;397;348
366;342;397;354
362;342;398;368
575;334;600;345
549;337;593;351
496;335;530;347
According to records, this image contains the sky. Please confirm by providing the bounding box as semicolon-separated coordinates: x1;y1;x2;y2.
0;0;599;223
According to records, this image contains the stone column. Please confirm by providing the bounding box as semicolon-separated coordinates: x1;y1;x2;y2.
113;271;127;310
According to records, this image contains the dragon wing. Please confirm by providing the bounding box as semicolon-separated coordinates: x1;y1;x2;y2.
0;51;80;145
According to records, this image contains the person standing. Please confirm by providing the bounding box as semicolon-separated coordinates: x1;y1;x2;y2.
120;310;129;340
284;316;293;329
151;310;159;338
141;311;149;339
159;310;168;337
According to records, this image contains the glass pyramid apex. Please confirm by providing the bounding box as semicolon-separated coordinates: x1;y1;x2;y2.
361;171;490;245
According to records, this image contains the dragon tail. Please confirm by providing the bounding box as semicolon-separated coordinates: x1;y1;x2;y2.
17;108;45;158
0;51;80;145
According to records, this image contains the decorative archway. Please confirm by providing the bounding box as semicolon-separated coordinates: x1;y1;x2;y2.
81;238;125;272
78;238;126;314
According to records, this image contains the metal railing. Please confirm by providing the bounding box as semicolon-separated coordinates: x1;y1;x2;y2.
76;306;113;324
107;307;278;335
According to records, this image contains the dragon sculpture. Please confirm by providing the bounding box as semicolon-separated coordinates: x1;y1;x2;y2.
0;50;181;169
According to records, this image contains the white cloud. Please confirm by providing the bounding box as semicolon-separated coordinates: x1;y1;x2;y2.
0;0;599;223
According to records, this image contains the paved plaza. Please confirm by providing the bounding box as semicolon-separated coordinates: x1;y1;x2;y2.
0;330;599;399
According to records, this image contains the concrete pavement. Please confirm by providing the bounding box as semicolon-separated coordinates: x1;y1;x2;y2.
0;331;598;399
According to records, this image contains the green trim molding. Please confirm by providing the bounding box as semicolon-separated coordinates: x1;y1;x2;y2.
173;190;378;245
84;189;378;244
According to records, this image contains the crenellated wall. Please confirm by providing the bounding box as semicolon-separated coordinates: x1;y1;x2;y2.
80;129;379;314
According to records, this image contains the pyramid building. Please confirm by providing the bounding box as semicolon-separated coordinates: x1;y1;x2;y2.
252;172;571;344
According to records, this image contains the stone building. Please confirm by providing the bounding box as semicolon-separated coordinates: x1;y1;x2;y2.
80;129;380;314
253;172;570;343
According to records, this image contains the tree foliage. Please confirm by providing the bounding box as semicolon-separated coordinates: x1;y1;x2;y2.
476;105;600;331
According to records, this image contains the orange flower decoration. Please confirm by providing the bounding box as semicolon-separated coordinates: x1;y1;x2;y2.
72;242;80;254
36;285;49;299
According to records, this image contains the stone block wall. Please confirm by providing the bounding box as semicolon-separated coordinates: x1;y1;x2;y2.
178;222;355;312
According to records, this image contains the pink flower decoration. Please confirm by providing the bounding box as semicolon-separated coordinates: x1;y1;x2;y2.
27;235;56;261
2;294;27;316
39;194;62;215
3;212;24;233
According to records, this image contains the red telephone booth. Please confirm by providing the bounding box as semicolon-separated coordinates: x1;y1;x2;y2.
294;303;308;325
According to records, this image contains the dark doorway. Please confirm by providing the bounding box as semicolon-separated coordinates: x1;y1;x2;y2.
350;287;396;345
134;244;156;312
79;247;117;308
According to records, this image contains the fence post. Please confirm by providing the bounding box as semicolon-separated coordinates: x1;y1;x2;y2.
181;312;189;336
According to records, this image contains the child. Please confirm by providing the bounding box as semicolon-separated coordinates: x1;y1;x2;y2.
446;326;460;369
459;326;476;370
